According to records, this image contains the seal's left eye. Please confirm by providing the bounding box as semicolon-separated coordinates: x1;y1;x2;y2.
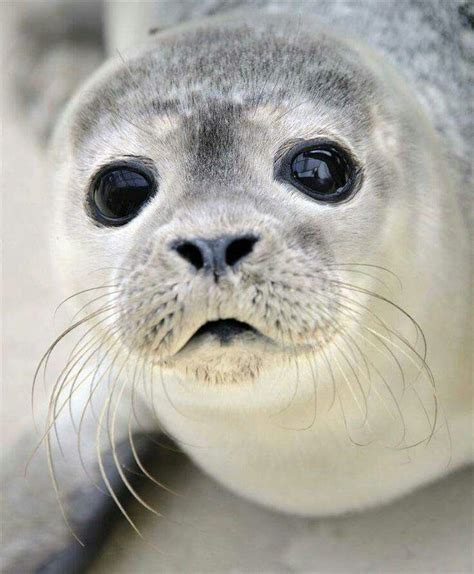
89;165;156;226
278;141;358;203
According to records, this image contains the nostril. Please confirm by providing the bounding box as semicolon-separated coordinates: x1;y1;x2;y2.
176;241;204;270
225;235;258;267
174;234;259;274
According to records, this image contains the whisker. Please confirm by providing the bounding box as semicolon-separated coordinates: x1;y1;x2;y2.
44;430;85;546
95;349;146;538
327;266;394;295
329;262;403;291
332;281;426;360
270;329;301;419
54;284;119;319
76;335;126;493
332;341;370;430
131;349;183;454
365;325;438;444
127;419;181;496
332;298;406;394
108;357;164;518
69;290;123;324
26;323;121;477
32;304;121;429
49;310;122;440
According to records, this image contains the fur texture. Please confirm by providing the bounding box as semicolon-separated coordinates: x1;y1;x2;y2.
2;2;472;572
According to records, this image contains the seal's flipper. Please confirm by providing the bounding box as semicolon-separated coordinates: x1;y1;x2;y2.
1;425;178;574
34;433;175;574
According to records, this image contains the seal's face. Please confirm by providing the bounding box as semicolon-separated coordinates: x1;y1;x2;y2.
52;17;417;387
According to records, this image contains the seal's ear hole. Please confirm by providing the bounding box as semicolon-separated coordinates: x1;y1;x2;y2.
276;139;360;204
88;161;157;226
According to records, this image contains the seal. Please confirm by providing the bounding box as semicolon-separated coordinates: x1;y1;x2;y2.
3;2;472;571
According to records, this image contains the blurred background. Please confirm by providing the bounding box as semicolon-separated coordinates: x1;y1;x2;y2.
1;2;473;572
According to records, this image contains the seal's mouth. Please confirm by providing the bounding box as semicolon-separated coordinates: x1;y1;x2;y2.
188;319;258;345
162;318;300;382
168;318;277;364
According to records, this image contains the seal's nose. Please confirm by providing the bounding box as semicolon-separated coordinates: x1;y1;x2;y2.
174;234;259;277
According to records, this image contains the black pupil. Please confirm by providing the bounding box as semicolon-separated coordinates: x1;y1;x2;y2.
93;168;152;221
291;148;349;196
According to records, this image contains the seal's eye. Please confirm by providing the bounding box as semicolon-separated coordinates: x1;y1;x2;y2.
279;141;358;203
89;164;156;226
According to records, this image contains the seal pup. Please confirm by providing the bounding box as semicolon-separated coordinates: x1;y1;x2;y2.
2;2;472;571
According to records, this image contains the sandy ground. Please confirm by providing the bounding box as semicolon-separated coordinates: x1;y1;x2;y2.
1;3;473;573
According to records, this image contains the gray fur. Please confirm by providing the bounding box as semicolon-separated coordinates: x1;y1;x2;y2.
120;0;473;192
3;2;472;572
16;1;473;195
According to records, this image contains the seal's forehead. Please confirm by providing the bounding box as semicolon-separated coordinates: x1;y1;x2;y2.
71;21;376;148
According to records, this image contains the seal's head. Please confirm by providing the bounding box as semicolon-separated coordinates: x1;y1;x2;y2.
50;14;432;391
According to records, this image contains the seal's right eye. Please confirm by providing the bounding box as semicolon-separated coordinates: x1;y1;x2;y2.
89;164;157;226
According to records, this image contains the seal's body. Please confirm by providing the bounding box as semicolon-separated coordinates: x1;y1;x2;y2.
2;1;472;571
53;5;472;512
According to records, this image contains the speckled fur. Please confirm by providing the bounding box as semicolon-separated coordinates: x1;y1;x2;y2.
3;3;472;572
